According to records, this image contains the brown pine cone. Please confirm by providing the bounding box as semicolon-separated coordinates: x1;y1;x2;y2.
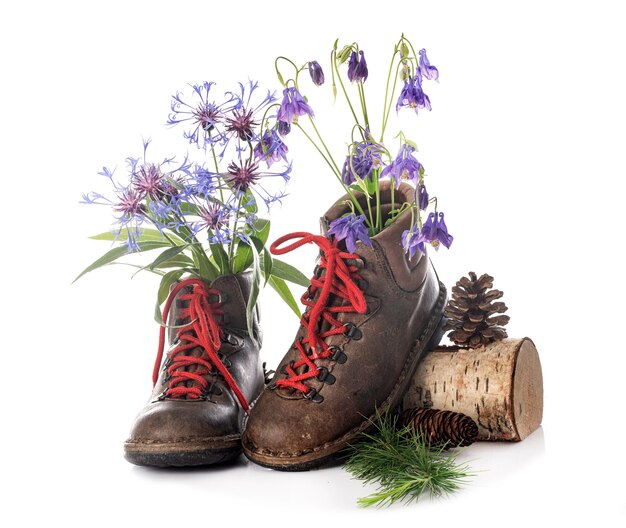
443;271;509;348
401;407;478;448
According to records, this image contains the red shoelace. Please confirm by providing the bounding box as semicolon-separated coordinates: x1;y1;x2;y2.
152;278;250;413
270;232;367;394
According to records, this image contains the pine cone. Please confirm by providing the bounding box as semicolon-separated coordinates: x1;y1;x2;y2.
401;407;478;448
443;272;509;348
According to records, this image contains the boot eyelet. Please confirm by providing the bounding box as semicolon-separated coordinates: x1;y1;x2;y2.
303;387;324;403
328;346;347;364
343;323;362;340
357;279;369;291
217;353;232;369
207;383;223;397
316;367;336;385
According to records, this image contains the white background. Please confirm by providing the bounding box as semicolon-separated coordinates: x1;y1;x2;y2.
2;0;624;525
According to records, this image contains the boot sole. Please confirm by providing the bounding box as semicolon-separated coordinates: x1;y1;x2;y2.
124;435;241;467
243;281;447;471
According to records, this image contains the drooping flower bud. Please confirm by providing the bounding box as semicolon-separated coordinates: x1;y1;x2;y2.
347;50;368;83
308;60;325;86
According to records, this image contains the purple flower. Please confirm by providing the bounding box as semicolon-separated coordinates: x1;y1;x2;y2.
167;82;240;150
396;75;431;114
421;212;453;250
402;212;453;258
277;120;291;136
276;87;314;124
308;61;325;86
417;184;429;210
132;163;169;200
380;144;423;187
327;213;372;253
225;107;259;141
193;166;218;197
226;160;261;193
402;223;425;259
418;49;439;81
254;129;289;167
341;140;384;185
347;50;368;83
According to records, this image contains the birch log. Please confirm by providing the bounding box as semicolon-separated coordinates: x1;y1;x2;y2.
403;338;543;441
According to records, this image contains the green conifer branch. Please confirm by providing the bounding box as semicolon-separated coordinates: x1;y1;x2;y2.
343;411;474;507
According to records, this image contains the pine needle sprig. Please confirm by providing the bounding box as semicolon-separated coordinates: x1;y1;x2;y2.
343;411;474;507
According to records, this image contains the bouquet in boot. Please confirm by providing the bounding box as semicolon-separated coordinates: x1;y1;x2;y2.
243;36;453;470
77;80;307;467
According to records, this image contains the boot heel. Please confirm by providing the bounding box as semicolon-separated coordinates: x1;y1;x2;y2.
426;314;448;351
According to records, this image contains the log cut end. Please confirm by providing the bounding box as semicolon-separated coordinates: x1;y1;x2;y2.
403;337;544;442
511;338;543;440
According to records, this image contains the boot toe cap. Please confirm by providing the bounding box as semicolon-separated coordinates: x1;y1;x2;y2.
127;399;242;444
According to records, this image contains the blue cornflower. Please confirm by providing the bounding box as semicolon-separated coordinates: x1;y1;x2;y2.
254;129;289;168
341;140;384;185
277;87;314;124
347;50;368;83
193;166;218;197
327;213;372;253
418;49;439;81
381;144;424;187
223;81;277;142
396;74;431;114
308;60;325;86
167;81;240;150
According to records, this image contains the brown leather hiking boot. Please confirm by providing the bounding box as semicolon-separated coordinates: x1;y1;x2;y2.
124;272;265;467
242;182;447;470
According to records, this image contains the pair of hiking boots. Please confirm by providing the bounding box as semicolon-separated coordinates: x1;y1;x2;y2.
124;183;447;470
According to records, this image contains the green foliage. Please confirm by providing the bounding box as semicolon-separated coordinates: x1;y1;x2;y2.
343;411;474;507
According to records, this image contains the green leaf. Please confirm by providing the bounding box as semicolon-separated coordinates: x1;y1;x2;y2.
270;258;310;287
268;276;301;318
242;189;258;214
246;241;262;337
151;254;195;269
191;244;219;281
145;245;189;271
232;230;267;274
89;228;185;245
209;242;230;275
73;240;171;283
154;269;184;325
262;247;273;286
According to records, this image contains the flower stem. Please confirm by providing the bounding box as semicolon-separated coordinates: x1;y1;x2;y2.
332;53;364;137
381;44;399;142
295;123;367;219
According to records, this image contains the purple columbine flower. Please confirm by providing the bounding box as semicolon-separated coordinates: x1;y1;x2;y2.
347;50;368;83
421;212;454;250
327;213;372;253
418;49;439;81
402;223;425;259
341;140;384;185
396;74;431;114
417;184;429;210
380;144;424;187
276;87;314;124
308;61;325;86
254;129;289;167
277;120;291;136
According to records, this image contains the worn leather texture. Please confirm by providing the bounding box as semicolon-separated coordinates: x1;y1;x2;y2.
125;272;265;450
243;182;446;468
